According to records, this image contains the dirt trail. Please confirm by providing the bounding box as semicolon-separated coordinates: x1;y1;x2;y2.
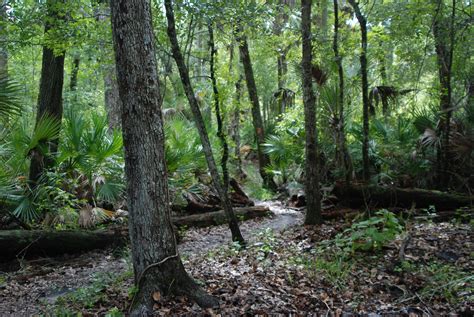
0;201;301;316
179;201;302;254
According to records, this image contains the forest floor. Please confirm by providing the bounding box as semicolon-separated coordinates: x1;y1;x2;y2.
0;201;472;316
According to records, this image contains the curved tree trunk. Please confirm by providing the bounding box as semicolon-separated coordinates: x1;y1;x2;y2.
29;0;66;185
110;1;218;314
348;0;370;182
235;26;277;190
164;0;244;244
301;0;322;225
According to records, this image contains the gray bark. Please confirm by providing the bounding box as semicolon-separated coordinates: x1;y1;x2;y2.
110;0;218;314
301;0;322;225
333;0;352;184
235;25;277;190
28;0;66;185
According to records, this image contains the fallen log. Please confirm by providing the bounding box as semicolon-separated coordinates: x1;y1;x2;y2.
0;206;272;261
0;229;127;261
172;206;272;228
334;184;472;211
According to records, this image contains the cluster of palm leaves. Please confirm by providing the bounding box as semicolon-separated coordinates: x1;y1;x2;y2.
0;102;125;224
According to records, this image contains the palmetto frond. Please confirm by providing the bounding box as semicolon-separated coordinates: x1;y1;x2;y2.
0;76;22;120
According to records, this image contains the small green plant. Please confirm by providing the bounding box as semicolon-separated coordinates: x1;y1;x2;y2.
254;228;276;260
105;307;123;317
394;260;416;273
291;251;351;290
420;262;473;304
177;225;188;240
322;209;404;254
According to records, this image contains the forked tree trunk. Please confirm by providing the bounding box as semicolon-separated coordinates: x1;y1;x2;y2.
348;0;370;182
301;0;322;225
333;0;352;184
164;0;244;244
110;1;218;314
29;0;66;185
235;26;277;190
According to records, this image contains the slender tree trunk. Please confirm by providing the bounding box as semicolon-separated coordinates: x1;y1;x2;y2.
301;0;322;225
227;44;245;178
235;26;277;190
348;0;370;182
333;0;352;184
208;23;230;192
95;1;122;130
69;55;80;91
110;1;218;314
164;0;244;243
29;0;66;185
233;75;244;178
432;0;455;188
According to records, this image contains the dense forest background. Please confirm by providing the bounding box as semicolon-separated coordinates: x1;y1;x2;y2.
0;0;472;315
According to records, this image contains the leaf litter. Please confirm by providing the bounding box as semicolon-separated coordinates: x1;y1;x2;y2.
0;201;472;316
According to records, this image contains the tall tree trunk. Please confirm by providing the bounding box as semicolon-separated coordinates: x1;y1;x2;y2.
333;0;352;184
348;0;370;182
229;44;244;178
104;70;122;129
274;0;290;91
109;1;218;314
69;55;80;91
28;0;66;185
235;26;277;190
95;0;122;130
208;23;230;192
432;0;455;188
317;0;329;40
233;74;244;178
164;0;244;244
301;0;322;225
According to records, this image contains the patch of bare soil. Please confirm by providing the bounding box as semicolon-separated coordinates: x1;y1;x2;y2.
0;203;472;316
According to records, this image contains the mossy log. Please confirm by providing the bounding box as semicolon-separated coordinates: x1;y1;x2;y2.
0;229;127;261
334;184;472;211
172;206;272;228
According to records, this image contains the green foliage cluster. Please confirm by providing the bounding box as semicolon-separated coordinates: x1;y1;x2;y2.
320;210;404;254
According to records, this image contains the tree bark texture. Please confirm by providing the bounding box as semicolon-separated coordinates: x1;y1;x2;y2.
28;0;66;185
301;0;322;225
208;23;230;192
432;0;455;188
104;69;122;129
348;0;370;182
235;26;277;190
333;0;352;184
164;0;244;244
110;1;218;314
